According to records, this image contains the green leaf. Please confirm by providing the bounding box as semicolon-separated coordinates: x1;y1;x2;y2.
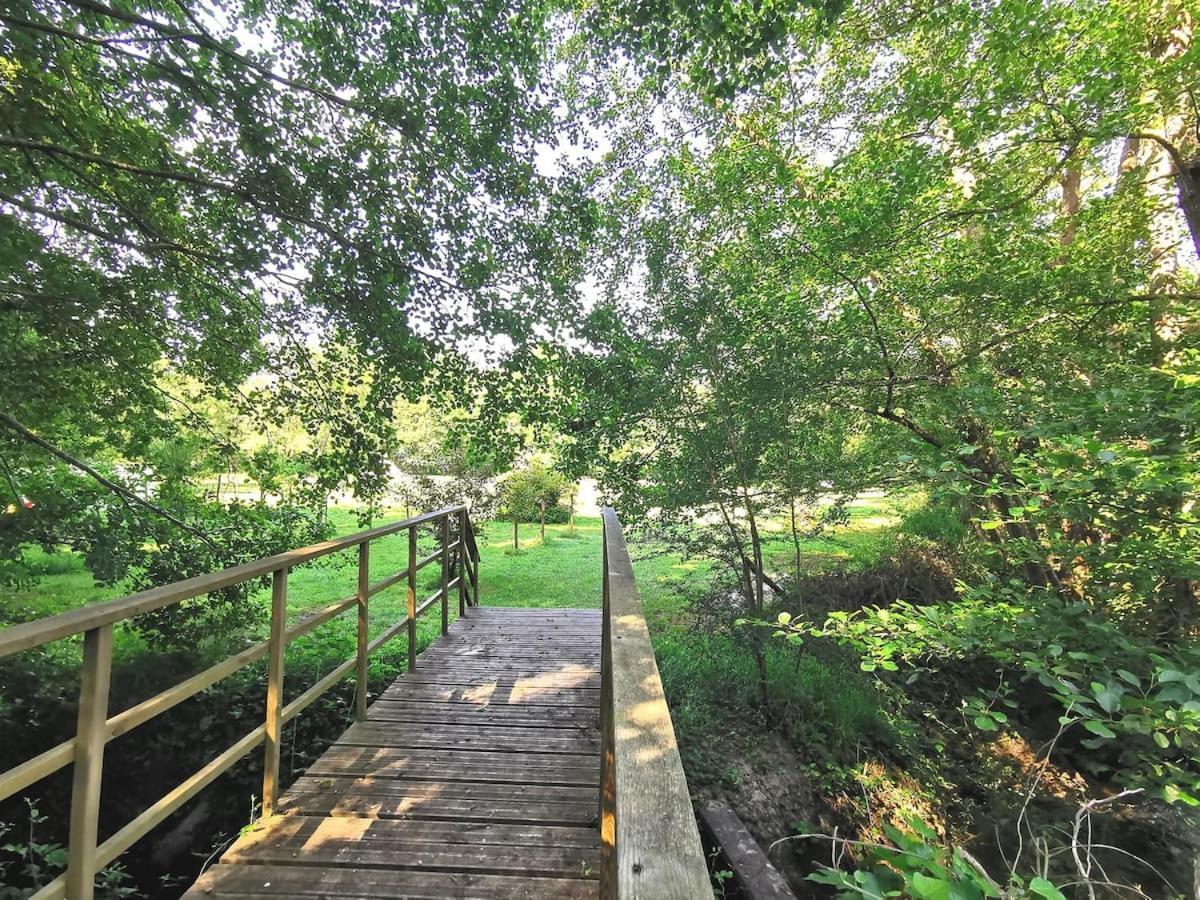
1081;720;1116;739
973;715;997;731
1093;686;1123;714
1153;731;1169;749
911;872;952;900
1116;669;1140;688
1029;877;1067;900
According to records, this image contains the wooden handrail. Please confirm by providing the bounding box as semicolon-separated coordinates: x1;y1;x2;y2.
599;508;709;898
0;505;479;900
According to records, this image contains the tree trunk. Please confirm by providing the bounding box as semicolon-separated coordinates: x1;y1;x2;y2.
789;495;802;584
539;501;546;542
1059;163;1081;248
513;517;519;550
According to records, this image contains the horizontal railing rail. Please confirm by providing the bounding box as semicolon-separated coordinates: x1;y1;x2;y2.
599;507;709;898
0;504;481;900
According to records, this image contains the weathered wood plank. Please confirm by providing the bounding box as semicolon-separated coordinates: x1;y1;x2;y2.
366;705;598;730
284;775;596;805
600;508;709;898
377;685;601;707
186;865;600;899
228;838;598;880
278;792;597;826
228;815;599;849
337;722;599;754
698;800;796;900
305;747;600;786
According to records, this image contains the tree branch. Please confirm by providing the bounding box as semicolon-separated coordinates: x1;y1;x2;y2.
0;411;220;550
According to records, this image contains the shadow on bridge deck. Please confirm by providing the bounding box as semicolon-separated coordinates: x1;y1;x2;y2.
186;608;601;899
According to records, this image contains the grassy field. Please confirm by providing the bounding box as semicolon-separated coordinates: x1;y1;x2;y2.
0;498;902;676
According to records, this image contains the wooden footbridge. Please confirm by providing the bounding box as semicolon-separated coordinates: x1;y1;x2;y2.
0;508;711;898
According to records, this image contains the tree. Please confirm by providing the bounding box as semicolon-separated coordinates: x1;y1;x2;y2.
563;0;1200;810
569;0;1199;627
0;0;592;607
499;462;569;548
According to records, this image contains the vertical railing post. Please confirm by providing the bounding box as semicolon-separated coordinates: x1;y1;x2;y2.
599;513;612;839
467;518;480;606
65;623;113;900
457;509;468;618
355;542;370;721
262;567;287;817
407;526;417;671
440;514;450;635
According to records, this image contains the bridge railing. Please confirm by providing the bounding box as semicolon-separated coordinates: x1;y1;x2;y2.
599;507;710;898
0;504;481;900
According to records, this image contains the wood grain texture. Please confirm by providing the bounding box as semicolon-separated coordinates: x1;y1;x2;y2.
600;508;710;899
184;608;603;898
261;568;288;817
64;624;113;900
697;800;796;900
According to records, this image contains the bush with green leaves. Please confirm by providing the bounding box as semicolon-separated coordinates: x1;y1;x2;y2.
773;583;1200;806
499;463;569;521
806;818;1067;900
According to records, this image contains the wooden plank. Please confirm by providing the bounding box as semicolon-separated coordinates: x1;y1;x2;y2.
285;775;596;805
457;509;467;618
440;515;450;634
305;747;600;786
277;791;598;826
226;815;599;850
355;543;369;721
348;720;600;742
337;722;598;754
364;714;598;733
378;685;601;707
392;659;600;672
186;865;599;899
600;508;709;898
384;673;601;690
407;652;601;664
406;529;416;672
366;704;598;730
697;801;796;900
227;836;598;880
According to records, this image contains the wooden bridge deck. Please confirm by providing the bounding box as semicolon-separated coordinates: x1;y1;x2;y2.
187;608;602;899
